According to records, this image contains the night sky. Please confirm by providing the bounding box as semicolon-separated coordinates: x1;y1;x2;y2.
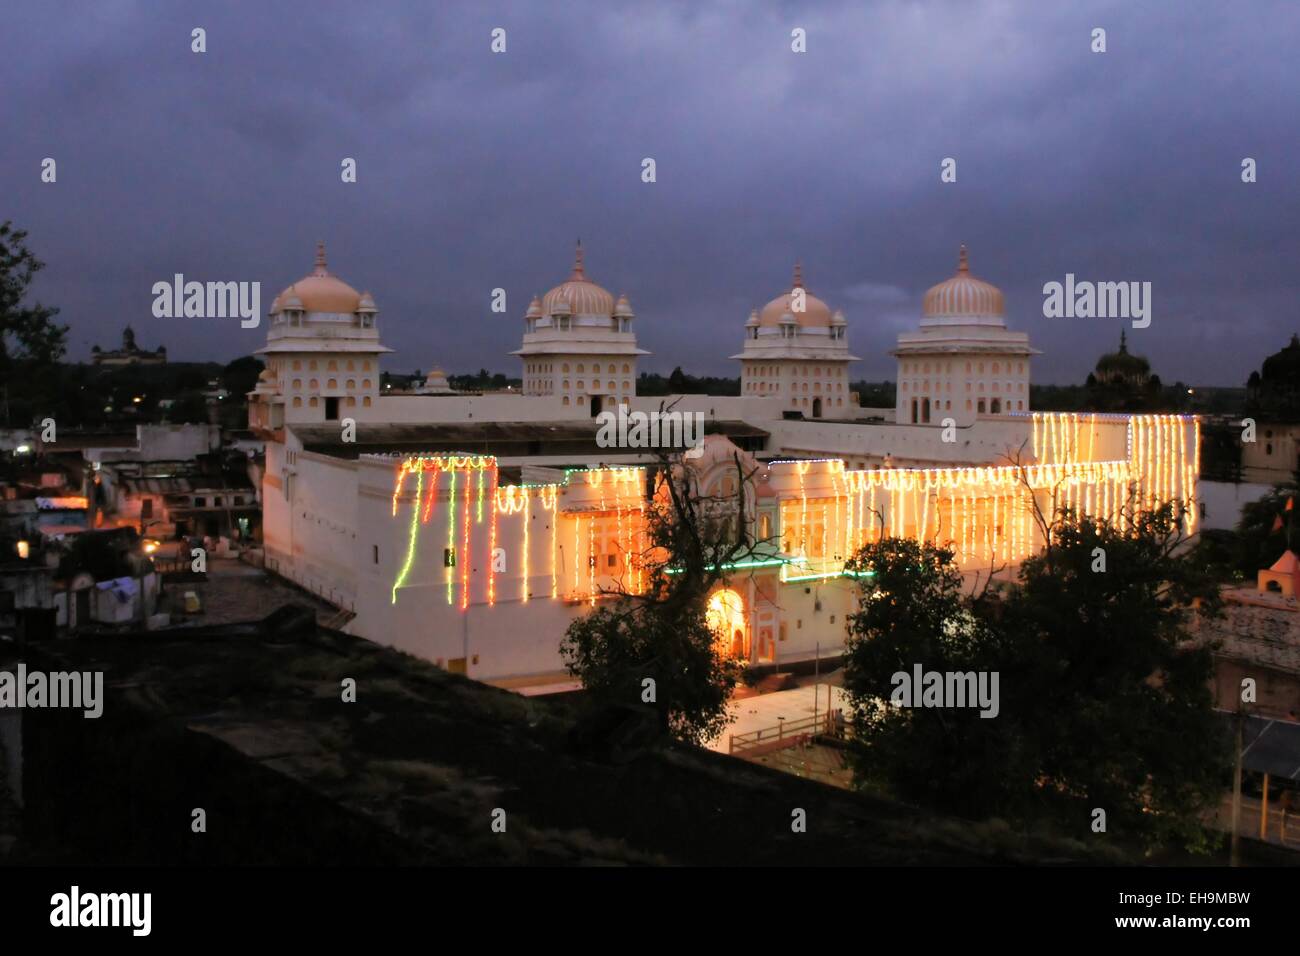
3;1;1298;385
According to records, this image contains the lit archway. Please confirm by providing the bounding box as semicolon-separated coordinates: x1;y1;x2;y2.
706;588;747;659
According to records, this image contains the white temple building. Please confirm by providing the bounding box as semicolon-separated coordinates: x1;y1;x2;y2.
512;242;648;414
893;245;1038;426
251;241;391;429
248;241;1198;690
731;262;859;419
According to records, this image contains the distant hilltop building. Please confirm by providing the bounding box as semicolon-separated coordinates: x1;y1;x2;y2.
1242;334;1300;483
1084;330;1162;411
1091;330;1155;388
1247;333;1300;415
92;326;166;366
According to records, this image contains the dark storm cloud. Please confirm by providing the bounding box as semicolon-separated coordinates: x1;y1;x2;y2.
2;0;1298;385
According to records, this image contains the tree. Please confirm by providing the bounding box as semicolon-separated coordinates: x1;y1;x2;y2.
560;449;755;745
843;505;1226;852
223;355;265;398
842;537;1030;815
1008;506;1225;851
0;222;69;425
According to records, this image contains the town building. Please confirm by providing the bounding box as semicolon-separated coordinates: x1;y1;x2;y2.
91;326;166;366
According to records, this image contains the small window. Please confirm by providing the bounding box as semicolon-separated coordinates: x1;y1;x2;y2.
373;545;379;564
194;496;206;507
444;548;456;568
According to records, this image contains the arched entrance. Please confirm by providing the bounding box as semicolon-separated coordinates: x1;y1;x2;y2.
812;397;822;418
706;588;748;659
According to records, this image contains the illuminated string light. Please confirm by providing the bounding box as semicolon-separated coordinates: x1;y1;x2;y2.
391;466;424;603
388;418;1198;606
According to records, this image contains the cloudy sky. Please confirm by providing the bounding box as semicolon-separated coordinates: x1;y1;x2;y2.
3;0;1298;385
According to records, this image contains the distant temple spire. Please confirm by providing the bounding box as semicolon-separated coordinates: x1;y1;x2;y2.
570;239;586;280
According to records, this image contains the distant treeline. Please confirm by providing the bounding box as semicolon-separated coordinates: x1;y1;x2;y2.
3;357;262;430
15;358;1248;432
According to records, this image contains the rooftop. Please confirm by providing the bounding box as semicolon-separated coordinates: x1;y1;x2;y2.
8;606;1111;865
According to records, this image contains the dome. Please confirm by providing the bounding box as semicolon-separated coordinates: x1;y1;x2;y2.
1260;334;1300;383
614;293;634;317
757;262;833;327
1093;331;1153;387
541;242;615;317
1097;332;1149;377
745;309;760;327
276;241;364;314
357;291;377;313
922;245;1005;318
